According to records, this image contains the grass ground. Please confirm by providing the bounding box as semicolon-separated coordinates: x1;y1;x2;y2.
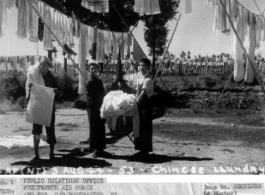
0;73;264;174
0;108;264;175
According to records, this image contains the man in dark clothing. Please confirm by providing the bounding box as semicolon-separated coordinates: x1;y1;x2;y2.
84;63;111;158
26;56;62;162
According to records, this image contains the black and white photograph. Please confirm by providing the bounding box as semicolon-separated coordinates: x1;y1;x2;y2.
0;0;265;175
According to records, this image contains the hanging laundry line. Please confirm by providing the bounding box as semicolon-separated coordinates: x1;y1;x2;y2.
27;0;85;80
0;55;41;72
13;0;134;81
216;0;265;104
112;4;148;59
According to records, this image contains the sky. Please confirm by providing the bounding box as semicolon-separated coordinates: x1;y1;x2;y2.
133;0;265;58
0;0;265;68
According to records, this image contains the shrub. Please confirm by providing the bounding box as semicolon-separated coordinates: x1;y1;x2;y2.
204;75;217;88
0;71;26;101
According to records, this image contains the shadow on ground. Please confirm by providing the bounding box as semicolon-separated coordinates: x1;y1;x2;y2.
101;153;214;164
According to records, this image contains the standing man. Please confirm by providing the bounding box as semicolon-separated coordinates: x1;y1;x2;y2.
134;58;154;157
84;63;111;158
26;56;62;162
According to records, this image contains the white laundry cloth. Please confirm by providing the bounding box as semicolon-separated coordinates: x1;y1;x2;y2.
0;135;48;149
78;24;88;95
26;83;55;127
26;63;45;98
81;0;109;13
233;7;245;82
134;0;161;15
179;0;192;14
100;91;139;138
244;14;255;83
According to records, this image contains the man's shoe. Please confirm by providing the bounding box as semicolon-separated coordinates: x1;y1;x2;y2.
30;155;40;162
92;151;100;158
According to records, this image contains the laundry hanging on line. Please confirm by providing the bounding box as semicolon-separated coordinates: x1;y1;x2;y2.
206;0;265;83
0;55;41;72
81;0;109;13
179;0;192;14
15;0;133;63
233;6;244;82
0;0;16;38
134;0;161;15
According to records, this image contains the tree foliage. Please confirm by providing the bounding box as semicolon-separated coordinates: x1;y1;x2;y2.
143;0;178;68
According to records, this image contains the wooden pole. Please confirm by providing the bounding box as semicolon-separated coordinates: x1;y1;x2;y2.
153;14;182;81
27;0;86;80
215;71;234;107
219;0;265;94
253;0;265;21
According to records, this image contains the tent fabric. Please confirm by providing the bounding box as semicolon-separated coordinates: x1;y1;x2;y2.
26;83;55;127
81;0;109;13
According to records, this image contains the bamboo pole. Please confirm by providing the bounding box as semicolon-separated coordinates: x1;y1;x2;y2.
253;0;265;21
219;0;265;94
153;14;182;81
27;0;87;80
215;71;234;107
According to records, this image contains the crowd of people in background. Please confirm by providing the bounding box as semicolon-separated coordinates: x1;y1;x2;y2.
100;51;265;79
2;51;265;81
99;51;236;77
159;52;234;76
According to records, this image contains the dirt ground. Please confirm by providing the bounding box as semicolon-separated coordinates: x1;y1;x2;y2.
0;108;264;175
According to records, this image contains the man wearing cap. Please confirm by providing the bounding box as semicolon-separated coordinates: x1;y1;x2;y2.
26;56;62;162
